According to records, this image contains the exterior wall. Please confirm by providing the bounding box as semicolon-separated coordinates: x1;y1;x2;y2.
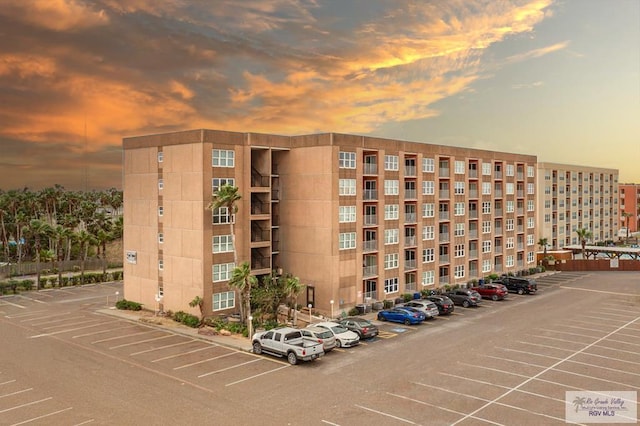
536;163;619;250
555;259;640;272
619;184;640;235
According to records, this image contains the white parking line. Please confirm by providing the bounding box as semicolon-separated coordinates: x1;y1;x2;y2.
534;328;598;340
527;334;591;346
0;300;26;309
20;312;71;322
0;380;17;386
109;335;173;350
5;310;48;318
451;315;640;426
0;397;53;414
10;406;73;426
152;346;213;362
0;388;33;399
91;330;156;344
40;317;99;330
559;286;634;296
16;295;47;304
173;352;236;370
72;419;95;425
225;364;289;386
198;358;261;378
72;324;137;338
30;321;109;338
129;340;193;356
355;403;418;425
578;314;629;323
389;392;501;424
590;343;640;356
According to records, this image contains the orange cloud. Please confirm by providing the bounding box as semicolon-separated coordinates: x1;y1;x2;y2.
2;0;109;31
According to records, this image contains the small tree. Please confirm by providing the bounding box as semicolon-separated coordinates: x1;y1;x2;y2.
575;228;592;259
229;261;257;325
284;275;304;321
189;296;205;325
537;237;548;256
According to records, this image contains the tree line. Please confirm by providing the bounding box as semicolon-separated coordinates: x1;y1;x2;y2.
0;185;123;289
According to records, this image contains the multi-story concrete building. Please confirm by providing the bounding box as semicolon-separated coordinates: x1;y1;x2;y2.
619;183;640;236
123;130;538;317
536;163;619;250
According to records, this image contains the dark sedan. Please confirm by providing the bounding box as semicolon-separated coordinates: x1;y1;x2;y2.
377;308;425;325
425;295;455;315
338;317;379;339
445;289;481;308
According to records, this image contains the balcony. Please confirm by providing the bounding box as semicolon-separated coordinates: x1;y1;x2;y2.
469;189;478;198
405;236;417;247
469;230;478;238
439;211;449;221
517;190;524;198
363;240;377;252
405;166;417;177
405;189;417;199
469;169;478;179
405;213;417;223
439;232;450;242
404;260;417;270
469;249;478;258
469;210;478;219
439;254;450;263
363;265;378;278
439;190;450;198
439;168;450;178
495;209;503;217
364;189;378;200
364;214;377;226
364;164;378;175
439;275;450;285
495;189;503;198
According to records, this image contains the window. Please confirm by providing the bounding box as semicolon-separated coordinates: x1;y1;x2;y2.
422;158;434;172
158;259;164;271
527;183;535;194
506;201;514;213
157;151;164;163
339;206;357;223
482;259;491;273
482;163;491;176
544;214;551;223
422;271;435;286
527;217;534;228
527;252;535;263
454;265;465;278
527;200;534;211
505;219;514;231
339;179;356;196
213;291;235;311
339;151;356;168
384;180;399;195
454;223;465;237
423;226;435;240
454;160;465;174
384;253;399;269
212;149;235;167
506;164;514;177
422;181;435;195
527;234;534;246
158;206;164;217
454;182;465;195
158;179;164;190
454;202;465;216
213;262;234;282
482;240;491;253
339;232;357;250
213;235;233;253
422;248;435;263
506;183;514;195
212;178;235;193
506;255;514;267
384;229;399;245
384;155;399;171
483;184;493;197
422;203;435;218
544;200;551;209
454;244;465;257
383;204;398;220
527;166;535;177
158;233;164;244
506;237;514;249
212;207;231;224
384;278;399;293
482;202;491;214
482;221;491;233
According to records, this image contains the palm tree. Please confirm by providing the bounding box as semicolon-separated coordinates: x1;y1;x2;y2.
23;219;52;290
284;275;304;322
537;237;548;256
575;228;592;259
75;229;96;284
621;212;632;244
95;228;113;278
207;184;241;265
228;261;257;327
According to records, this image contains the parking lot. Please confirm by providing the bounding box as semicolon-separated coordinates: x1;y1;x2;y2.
1;271;639;425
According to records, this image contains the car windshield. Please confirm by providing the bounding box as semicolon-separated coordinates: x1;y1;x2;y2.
316;330;332;339
331;325;349;334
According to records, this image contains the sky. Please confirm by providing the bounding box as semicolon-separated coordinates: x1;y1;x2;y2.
0;0;638;190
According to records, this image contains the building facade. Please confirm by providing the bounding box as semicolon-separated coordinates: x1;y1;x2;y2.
536;163;619;250
123;130;538;317
619;183;640;237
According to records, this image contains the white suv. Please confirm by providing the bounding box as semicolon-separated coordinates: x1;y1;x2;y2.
400;300;440;319
301;326;337;352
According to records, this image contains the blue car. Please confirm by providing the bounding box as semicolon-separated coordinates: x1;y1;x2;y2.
377;307;425;325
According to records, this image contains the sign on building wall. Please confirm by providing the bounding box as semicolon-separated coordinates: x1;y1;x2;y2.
126;250;137;264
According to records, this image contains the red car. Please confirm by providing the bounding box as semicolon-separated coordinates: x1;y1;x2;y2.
471;284;507;301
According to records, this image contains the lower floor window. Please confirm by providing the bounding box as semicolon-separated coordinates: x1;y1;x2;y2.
422;270;434;286
213;291;235;311
384;277;399;293
454;265;465;278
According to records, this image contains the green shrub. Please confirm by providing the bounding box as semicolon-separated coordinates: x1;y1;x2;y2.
383;299;394;309
116;299;142;311
348;307;360;316
172;311;200;328
20;279;34;291
402;293;414;302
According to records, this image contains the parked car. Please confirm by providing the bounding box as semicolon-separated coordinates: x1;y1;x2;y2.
400;300;440;319
471;284;508;301
338;317;379;339
314;321;360;348
251;327;324;365
445;289;481;308
377;307;425;325
425;295;455;315
495;276;538;295
301;326;337;352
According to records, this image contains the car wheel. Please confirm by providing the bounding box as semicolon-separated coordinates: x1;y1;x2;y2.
404;319;411;325
336;339;342;348
517;288;524;295
287;351;298;365
252;342;262;355
492;295;499;301
378;314;386;321
462;300;470;308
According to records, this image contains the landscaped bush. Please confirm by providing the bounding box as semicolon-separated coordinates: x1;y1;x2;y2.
172;311;200;328
116;299;143;311
348;307;360;316
383;299;394;309
402;293;414;302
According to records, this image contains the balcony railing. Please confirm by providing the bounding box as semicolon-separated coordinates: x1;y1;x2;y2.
404;260;417;270
364;164;378;175
439;168;450;178
405;213;417;223
469;230;478;238
439;212;449;220
469;169;478;178
405;189;417;199
439;275;450;285
439;190;450;198
405;236;417;247
439;232;449;242
439;254;449;263
495;209;503;216
469;211;478;219
364;189;377;200
405;166;416;177
469;190;478;198
363;265;378;277
469;249;478;258
364;215;377;226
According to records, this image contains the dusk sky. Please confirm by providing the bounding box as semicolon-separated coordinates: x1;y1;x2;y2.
1;0;638;190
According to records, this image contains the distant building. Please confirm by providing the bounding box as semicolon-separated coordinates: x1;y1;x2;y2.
619;183;640;235
536;163;619;250
123;130;539;317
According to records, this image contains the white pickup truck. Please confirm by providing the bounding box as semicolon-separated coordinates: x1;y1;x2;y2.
251;327;324;365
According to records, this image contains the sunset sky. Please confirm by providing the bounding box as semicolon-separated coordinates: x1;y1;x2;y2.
1;0;638;190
